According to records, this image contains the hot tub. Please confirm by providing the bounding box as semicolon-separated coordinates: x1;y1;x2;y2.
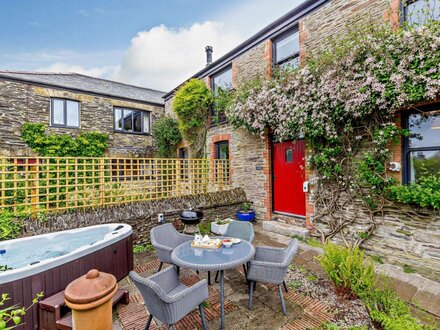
0;223;133;329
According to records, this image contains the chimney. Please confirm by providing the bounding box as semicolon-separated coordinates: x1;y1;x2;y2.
205;46;213;66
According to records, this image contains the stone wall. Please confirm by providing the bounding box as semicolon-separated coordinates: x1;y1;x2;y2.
206;124;271;221
232;41;271;87
300;0;398;59
24;188;247;244
315;200;440;282
0;79;164;157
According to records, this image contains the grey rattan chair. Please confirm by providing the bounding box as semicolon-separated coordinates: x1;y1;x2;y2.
130;267;209;330
225;221;255;242
215;221;255;282
151;223;193;272
247;239;299;315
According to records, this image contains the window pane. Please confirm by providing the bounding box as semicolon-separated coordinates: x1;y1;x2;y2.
212;68;232;95
275;31;299;63
406;0;439;25
143;112;150;133
133;111;142;132
279;57;300;70
409;110;440;148
66;100;79;127
114;109;123;130
123;110;133;131
216;142;229;159
285;149;293;163
409;150;440;181
52;99;64;125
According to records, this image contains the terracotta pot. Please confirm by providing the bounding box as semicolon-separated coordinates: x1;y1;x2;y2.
64;269;117;330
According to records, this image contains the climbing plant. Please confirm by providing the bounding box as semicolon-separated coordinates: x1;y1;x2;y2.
226;19;440;246
21;123;109;157
173;79;213;157
152;116;182;158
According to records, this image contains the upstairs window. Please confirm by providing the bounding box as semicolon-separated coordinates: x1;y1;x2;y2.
211;66;232;124
114;107;150;134
51;98;80;128
273;29;300;70
403;107;440;182
403;0;439;25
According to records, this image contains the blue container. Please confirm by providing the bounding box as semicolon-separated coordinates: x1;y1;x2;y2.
237;210;255;222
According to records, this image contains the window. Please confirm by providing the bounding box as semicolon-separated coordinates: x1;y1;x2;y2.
273;29;300;70
215;141;229;160
114;107;150;134
403;0;439;25
51;98;80;128
210;66;233;124
403;107;440;182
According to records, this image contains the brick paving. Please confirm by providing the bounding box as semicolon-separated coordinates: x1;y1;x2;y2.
116;228;332;329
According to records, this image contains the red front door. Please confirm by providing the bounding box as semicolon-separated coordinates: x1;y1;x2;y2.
273;140;306;216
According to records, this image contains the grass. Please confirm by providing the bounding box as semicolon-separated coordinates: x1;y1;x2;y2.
403;265;417;274
133;243;154;253
306;273;318;281
290;234;322;247
371;255;384;264
288;279;302;290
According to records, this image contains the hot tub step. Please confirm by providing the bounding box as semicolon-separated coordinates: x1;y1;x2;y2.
47;289;129;330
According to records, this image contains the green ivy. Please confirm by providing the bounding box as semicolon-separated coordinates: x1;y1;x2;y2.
388;175;440;209
173;79;213;157
152;116;182;158
0;211;23;240
21;123;109;157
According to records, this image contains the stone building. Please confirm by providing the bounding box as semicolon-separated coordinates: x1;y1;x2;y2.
164;0;440;279
0;71;165;157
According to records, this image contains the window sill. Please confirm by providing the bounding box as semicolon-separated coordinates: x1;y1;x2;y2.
50;125;80;129
113;130;151;136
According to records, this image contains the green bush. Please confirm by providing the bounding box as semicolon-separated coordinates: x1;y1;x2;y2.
21;123;109;157
318;242;376;298
152;117;182;158
173;79;213;157
388;175;440;209
319;243;433;329
0;211;23;240
364;288;434;330
0;292;43;329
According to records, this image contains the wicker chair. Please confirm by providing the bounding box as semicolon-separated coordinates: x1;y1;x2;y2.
130;267;209;330
215;221;255;282
150;223;193;272
247;239;299;315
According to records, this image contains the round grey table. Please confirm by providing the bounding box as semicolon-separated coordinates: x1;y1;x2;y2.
171;240;255;330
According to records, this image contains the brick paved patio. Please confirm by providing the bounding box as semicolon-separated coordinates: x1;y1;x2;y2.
114;226;332;330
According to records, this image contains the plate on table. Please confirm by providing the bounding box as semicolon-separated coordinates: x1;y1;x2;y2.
231;238;241;244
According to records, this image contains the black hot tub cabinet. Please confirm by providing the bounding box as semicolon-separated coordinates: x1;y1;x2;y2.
0;224;133;330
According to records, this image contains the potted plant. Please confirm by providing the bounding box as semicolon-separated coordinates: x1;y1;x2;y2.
211;218;234;235
237;202;255;222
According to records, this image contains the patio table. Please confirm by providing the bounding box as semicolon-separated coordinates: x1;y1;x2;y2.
171;239;255;330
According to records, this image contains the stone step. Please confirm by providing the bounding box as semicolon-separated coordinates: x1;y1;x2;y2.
262;220;310;238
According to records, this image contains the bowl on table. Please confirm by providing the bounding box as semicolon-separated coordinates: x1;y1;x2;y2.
222;239;233;248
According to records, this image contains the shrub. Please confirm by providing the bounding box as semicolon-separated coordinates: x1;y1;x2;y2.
173;79;213;157
152;116;182;158
318;242;376;298
388;175;440;209
21;123;108;157
0;212;23;241
363;288;434;330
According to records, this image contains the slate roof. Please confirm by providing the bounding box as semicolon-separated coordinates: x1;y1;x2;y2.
0;71;165;106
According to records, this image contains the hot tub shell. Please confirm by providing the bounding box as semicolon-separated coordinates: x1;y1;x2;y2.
0;224;133;330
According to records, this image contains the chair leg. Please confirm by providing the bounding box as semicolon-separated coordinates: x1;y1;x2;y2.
278;285;287;316
145;314;153;330
208;271;211;285
199;303;207;330
283;280;288;293
215;270;219;283
248;280;254;310
176;266;180;276
168;325;174;330
242;264;247;278
157;262;163;273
